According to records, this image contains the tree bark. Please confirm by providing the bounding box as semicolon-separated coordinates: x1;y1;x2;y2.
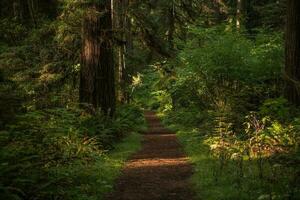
285;0;300;105
80;1;116;116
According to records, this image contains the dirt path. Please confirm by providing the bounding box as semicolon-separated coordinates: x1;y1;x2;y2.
105;111;194;200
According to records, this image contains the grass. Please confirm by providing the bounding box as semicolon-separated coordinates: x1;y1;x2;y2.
172;127;298;200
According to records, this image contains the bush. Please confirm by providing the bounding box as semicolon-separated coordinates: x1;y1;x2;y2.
259;97;293;121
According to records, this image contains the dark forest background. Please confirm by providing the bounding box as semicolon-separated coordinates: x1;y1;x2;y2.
0;0;299;199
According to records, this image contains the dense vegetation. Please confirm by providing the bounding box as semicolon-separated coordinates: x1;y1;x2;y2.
0;1;146;199
0;0;299;199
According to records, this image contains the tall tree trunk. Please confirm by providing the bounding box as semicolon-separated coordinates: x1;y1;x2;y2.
116;0;129;103
285;0;300;105
125;0;134;102
80;1;116;116
236;0;244;30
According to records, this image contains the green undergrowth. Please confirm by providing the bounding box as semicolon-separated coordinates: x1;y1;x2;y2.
0;105;145;200
46;132;142;200
170;125;299;200
138;25;299;199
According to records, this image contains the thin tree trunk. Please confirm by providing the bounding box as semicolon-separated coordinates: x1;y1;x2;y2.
117;0;129;103
284;0;300;105
125;0;134;102
168;0;175;51
236;0;243;30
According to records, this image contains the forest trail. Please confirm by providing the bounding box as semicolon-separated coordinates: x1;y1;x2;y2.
105;111;195;200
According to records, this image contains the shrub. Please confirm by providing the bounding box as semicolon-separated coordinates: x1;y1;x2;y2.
259;97;292;121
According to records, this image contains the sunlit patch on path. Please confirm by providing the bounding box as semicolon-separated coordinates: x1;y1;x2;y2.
105;111;195;200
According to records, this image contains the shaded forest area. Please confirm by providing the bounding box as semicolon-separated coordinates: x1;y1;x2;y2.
0;0;299;199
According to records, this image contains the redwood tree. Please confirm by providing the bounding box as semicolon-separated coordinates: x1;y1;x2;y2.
285;0;300;105
80;1;116;116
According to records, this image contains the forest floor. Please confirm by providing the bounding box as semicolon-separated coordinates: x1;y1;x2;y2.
105;111;195;200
